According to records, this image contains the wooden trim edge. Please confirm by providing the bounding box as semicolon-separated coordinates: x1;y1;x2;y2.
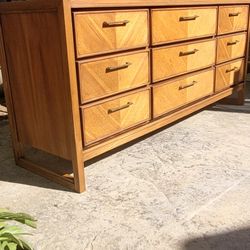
17;158;75;191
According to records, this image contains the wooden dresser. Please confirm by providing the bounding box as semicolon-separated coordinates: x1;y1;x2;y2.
0;0;249;192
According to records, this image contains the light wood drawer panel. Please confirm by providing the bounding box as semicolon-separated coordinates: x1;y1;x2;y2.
215;59;245;92
218;6;249;35
78;51;150;103
82;89;150;145
153;39;216;82
217;33;247;64
152;7;217;45
153;70;214;118
74;10;149;58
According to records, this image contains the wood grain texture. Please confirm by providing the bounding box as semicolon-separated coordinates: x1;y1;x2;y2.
78;50;150;103
215;59;245;92
0;21;24;161
153;69;214;117
152;39;216;82
74;10;149;58
70;0;250;8
217;33;247;63
1;11;73;160
82;89;150;145
0;0;60;13
152;7;217;45
59;0;86;192
83;86;237;161
218;5;249;34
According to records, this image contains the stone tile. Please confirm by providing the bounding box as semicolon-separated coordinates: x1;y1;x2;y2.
174;175;250;250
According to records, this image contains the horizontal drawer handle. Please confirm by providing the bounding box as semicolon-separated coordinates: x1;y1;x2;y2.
226;66;239;73
179;15;200;21
107;102;133;114
103;20;130;27
179;49;199;57
227;40;240;46
106;62;132;73
179;81;197;90
229;12;241;17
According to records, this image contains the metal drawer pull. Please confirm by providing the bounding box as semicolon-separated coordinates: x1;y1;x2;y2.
179;15;199;21
229;12;241;17
108;102;133;114
179;49;199;57
106;62;132;73
227;40;240;46
226;67;238;73
103;20;130;27
179;81;197;90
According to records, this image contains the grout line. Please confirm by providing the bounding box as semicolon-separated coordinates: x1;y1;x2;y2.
183;172;250;223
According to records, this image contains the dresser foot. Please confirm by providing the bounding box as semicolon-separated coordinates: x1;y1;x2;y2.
219;84;245;106
73;159;86;193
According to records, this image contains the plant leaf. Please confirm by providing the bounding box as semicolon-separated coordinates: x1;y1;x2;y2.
6;242;17;250
0;212;37;229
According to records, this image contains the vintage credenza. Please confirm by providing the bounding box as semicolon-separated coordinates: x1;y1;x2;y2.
0;0;249;192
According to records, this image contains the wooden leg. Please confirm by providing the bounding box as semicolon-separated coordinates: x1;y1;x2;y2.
219;84;245;106
17;157;76;191
72;156;86;193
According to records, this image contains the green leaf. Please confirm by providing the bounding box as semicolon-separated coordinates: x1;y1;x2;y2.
0;209;9;213
19;239;33;250
0;209;36;250
0;225;24;235
6;242;17;250
0;212;37;229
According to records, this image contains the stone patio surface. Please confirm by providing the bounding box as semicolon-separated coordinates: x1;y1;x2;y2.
0;85;250;250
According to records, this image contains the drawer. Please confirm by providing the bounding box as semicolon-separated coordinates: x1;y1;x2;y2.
218;6;249;35
78;51;150;103
215;59;245;92
152;7;217;45
152;39;216;82
74;10;149;58
217;33;247;64
82;89;150;145
153;69;214;118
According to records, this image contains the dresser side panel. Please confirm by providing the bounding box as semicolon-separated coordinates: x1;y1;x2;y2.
1;11;73;160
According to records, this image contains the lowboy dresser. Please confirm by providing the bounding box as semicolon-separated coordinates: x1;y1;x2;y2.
0;0;249;192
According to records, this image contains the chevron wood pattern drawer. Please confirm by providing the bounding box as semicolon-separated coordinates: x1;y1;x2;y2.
78;51;150;103
215;59;245;92
153;69;214;117
74;10;149;58
217;33;247;63
82;89;150;145
152;39;216;82
218;5;249;35
151;7;217;45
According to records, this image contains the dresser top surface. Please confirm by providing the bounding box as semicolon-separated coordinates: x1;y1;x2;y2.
0;0;250;13
71;0;250;8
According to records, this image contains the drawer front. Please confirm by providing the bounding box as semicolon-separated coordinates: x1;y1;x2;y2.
74;10;149;58
153;39;216;82
153;70;214;118
78;51;150;103
82;89;150;145
215;59;245;92
152;7;217;45
218;6;249;35
217;33;247;64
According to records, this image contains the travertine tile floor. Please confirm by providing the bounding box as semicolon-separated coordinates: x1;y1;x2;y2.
1;85;250;250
